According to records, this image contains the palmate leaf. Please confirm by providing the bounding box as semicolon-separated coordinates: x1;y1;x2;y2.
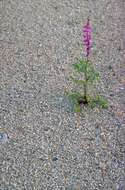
89;96;108;109
95;95;108;108
72;59;100;82
87;70;100;83
67;91;83;112
73;59;99;81
73;103;81;112
70;76;86;85
67;91;82;101
72;59;88;73
73;59;95;74
84;62;100;82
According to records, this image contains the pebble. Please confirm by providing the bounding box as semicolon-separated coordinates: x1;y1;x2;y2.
52;157;58;162
0;132;9;143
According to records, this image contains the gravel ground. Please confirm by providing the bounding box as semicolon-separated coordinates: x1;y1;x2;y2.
0;0;125;189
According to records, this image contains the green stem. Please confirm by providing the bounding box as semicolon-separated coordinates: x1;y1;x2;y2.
84;60;88;103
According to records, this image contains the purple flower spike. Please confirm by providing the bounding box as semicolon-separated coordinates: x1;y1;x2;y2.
82;19;92;58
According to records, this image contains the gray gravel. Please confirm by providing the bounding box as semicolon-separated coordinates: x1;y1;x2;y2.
0;0;125;189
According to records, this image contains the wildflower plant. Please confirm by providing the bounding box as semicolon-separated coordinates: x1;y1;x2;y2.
66;19;108;112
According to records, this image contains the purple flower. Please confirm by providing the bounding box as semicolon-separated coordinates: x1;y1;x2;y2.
82;19;92;58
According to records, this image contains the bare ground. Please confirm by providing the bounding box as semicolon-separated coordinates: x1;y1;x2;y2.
0;0;125;189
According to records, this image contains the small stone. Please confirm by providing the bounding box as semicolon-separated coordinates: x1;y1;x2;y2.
0;132;9;143
116;111;125;118
118;46;122;51
117;185;124;190
44;127;50;131
109;93;115;97
117;123;122;128
52;157;58;161
59;97;63;102
54;6;58;10
121;79;125;85
108;65;113;70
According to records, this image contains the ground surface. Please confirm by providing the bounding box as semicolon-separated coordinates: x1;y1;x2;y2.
0;0;125;189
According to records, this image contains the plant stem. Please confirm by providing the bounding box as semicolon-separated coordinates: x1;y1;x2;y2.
84;60;88;103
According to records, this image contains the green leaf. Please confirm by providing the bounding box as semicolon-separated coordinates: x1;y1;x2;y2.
95;96;108;108
70;76;86;85
67;92;82;101
88;99;97;108
87;70;100;83
72;59;88;73
73;103;81;112
66;92;83;113
72;59;100;83
89;96;108;109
